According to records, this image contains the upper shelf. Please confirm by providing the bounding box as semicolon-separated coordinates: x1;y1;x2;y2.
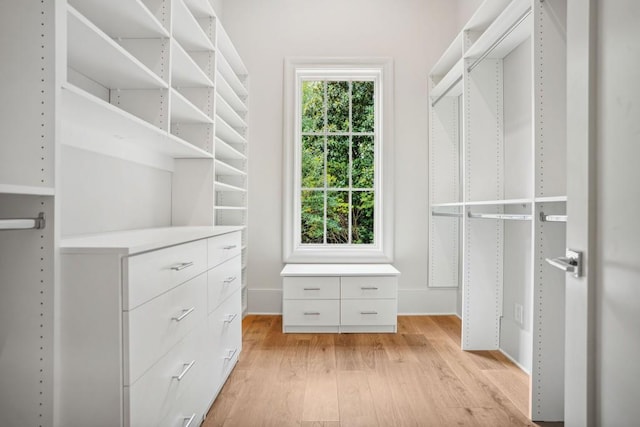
216;94;247;130
216;72;248;113
68;0;169;38
183;0;217;18
215;159;246;176
430;32;463;80
430;58;463;103
465;0;532;64
67;6;167;90
171;40;214;88
173;0;215;52
464;0;514;33
217;54;248;99
217;24;249;76
0;184;55;197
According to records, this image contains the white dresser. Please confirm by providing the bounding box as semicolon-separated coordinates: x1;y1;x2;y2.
60;227;242;427
281;264;400;333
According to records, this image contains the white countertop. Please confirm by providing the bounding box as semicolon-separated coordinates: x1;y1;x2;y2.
281;263;400;276
61;226;244;255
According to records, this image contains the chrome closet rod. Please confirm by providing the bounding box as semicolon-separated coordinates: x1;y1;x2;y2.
466;6;532;73
432;211;463;218
0;212;45;230
540;212;567;223
467;212;532;221
431;75;463;107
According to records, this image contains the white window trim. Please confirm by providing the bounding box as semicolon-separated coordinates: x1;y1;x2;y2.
283;57;394;263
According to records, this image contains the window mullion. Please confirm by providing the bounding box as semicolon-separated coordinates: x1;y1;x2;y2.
348;80;353;245
323;80;328;244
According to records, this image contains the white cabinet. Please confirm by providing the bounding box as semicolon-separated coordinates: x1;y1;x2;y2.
281;264;400;333
60;228;242;427
428;0;567;421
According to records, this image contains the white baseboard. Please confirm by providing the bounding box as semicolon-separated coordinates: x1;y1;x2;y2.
247;287;457;315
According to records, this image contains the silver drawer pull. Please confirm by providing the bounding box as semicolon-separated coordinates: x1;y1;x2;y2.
224;313;238;323
172;307;195;322
303;287;321;291
171;262;194;271
361;287;379;290
183;414;197;427
224;348;238;360
360;311;378;315
304;312;320;316
223;276;237;285
173;360;196;381
223;245;237;250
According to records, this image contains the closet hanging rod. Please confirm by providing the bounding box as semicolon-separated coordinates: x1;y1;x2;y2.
0;212;46;231
432;211;463;217
467;212;532;221
431;75;463;107
466;6;532;73
540;212;567;223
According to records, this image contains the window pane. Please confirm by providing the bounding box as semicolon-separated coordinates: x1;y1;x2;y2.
327;81;349;132
326;191;349;244
352;81;374;132
302;135;324;188
352;191;374;244
301;190;324;244
301;81;324;132
326;135;349;188
352;135;374;188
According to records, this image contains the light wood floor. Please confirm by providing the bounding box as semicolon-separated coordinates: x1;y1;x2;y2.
204;315;563;427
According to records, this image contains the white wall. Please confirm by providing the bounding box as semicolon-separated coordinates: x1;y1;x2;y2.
222;0;464;314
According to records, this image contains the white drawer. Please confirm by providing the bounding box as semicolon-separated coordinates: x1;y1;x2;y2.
341;276;398;299
283;299;340;326
129;323;205;427
126;273;207;385
158;374;205;427
283;277;340;300
125;239;207;309
208;232;241;269
207;255;241;313
340;299;397;326
205;289;242;386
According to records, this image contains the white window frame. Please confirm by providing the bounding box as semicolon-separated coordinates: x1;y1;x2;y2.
283;57;394;263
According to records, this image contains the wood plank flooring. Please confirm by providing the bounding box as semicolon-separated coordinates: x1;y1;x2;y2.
204;315;563;427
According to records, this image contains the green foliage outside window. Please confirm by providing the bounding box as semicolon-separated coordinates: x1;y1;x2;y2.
300;80;375;245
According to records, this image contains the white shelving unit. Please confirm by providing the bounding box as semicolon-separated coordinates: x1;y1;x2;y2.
0;0;249;424
428;0;566;422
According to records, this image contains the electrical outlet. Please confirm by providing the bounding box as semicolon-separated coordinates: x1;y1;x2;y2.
514;303;524;325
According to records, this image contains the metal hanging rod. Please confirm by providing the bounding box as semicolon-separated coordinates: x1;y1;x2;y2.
540;212;567;223
431;75;463;107
0;212;46;231
432;211;463;218
466;6;532;73
468;212;532;221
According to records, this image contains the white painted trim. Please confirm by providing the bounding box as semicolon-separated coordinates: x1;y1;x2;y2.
283;57;394;263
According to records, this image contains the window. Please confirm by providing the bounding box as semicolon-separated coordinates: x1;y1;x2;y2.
283;58;394;262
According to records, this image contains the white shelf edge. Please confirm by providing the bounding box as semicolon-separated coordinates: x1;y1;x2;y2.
216;115;247;145
431;202;464;207
171;40;215;88
216;94;247;129
173;0;215;52
183;0;216;18
216;71;248;113
215;206;247;211
430;58;464;100
170;88;214;124
465;198;533;206
430;32;463;78
215;159;246;176
464;0;514;33
535;196;567;203
215;137;246;160
217;56;249;98
215;181;246;192
216;23;249;76
0;184;56;196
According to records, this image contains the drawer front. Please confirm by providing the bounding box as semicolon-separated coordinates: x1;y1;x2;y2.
283;277;340;300
125;239;207;309
158;374;205;427
207;255;242;313
283;299;340;326
126;273;207;385
205;289;242;387
341;276;398;299
340;299;397;326
129;323;205;427
208;232;241;269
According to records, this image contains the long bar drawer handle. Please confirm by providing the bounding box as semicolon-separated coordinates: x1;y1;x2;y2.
183;414;197;427
224;348;238;360
224;313;238;323
303;287;321;291
361;287;379;290
223;276;237;285
223;245;237;250
171;262;194;271
304;312;321;316
173;360;196;381
360;311;378;315
172;307;195;322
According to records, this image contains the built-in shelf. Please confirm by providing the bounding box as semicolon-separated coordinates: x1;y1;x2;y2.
67;6;167;90
60;83;213;169
171;40;214;88
431;202;464;207
68;0;169;38
215;159;246;176
216;116;247;146
465;198;532;206
0;184;56;196
171;89;214;124
215;181;246;192
535;195;567;203
216;94;247;129
215;138;246;161
216;72;248;113
215;206;247;211
183;0;216;18
217;54;248;99
172;0;215;52
431;59;463;104
217;25;249;76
